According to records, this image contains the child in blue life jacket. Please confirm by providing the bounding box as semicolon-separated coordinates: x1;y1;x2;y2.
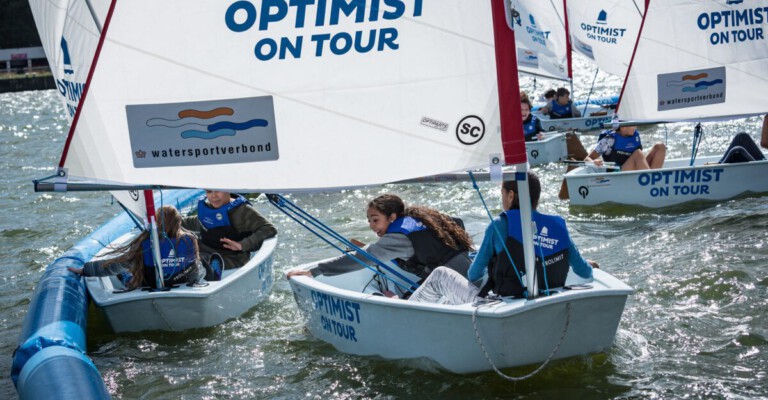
584;121;666;171
408;172;598;305
287;194;474;296
69;205;205;289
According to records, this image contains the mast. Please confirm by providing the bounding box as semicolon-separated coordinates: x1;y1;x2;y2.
616;0;651;115
491;0;538;298
144;190;166;289
57;0;116;168
562;0;574;93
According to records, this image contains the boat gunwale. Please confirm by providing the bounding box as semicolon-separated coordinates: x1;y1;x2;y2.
86;236;278;306
288;268;632;319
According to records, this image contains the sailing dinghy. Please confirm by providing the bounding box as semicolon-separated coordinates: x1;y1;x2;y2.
511;0;628;133
82;191;277;333
565;0;768;208
282;0;632;374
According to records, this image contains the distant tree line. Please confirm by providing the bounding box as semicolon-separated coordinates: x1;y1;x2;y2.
0;0;42;49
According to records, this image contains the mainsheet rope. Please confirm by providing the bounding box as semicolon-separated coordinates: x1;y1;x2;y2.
267;193;420;293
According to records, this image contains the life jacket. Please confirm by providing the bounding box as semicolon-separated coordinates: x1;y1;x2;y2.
386;216;466;280
483;210;570;298
549;100;574;119
598;129;642;166
523;114;540;141
141;236;197;283
197;194;251;250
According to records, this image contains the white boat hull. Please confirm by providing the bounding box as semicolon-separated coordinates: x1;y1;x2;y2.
526;132;567;166
565;155;768;207
86;237;277;332
288;266;632;374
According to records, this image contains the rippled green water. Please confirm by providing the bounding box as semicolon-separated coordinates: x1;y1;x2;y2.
1;64;766;399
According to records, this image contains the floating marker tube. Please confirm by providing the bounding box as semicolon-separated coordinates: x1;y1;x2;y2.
12;190;202;399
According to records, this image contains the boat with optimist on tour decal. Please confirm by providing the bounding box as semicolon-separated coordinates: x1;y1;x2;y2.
276;0;632;375
511;0;644;133
12;0;632;396
564;0;768;208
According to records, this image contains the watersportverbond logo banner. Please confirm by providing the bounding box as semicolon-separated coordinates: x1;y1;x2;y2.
578;10;628;46
696;3;767;46
224;0;424;61
657;67;726;111
126;96;279;168
517;48;539;69
572;36;594;60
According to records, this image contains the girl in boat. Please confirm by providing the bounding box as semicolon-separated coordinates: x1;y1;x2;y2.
69;205;206;289
408;172;596;305
287;194;473;286
584;122;666;171
521;91;544;142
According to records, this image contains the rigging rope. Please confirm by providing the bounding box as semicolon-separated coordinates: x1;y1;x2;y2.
468;172;527;293
581;68;601;117
267;193;419;292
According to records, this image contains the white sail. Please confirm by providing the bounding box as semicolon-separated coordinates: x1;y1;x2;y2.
110;190;147;223
619;0;768;122
56;0;507;192
510;0;570;81
28;0;106;120
29;0;151;217
566;0;644;77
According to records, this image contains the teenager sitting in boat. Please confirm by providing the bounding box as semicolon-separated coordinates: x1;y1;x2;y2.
287;194;473;283
521;92;544;142
408;172;596;305
539;87;581;120
718;115;768;163
584;122;666;171
68;205;206;289
182;190;277;280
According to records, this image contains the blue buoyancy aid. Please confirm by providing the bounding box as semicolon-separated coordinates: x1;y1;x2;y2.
523;114;541;140
197;194;250;250
142;236;197;281
486;210;571;298
549;100;574;119
599;129;642;166
386;216;467;279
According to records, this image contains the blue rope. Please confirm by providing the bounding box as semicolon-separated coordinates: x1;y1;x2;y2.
690;123;703;166
468;172;527;294
267;194;419;293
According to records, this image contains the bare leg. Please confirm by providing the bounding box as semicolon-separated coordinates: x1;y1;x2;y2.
646;143;667;169
761;115;768;150
620;149;650;171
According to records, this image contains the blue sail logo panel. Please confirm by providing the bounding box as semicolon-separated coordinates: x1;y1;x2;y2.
126;96;279;168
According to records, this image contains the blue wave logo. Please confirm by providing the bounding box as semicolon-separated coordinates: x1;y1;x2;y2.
146;107;269;140
665;73;723;93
